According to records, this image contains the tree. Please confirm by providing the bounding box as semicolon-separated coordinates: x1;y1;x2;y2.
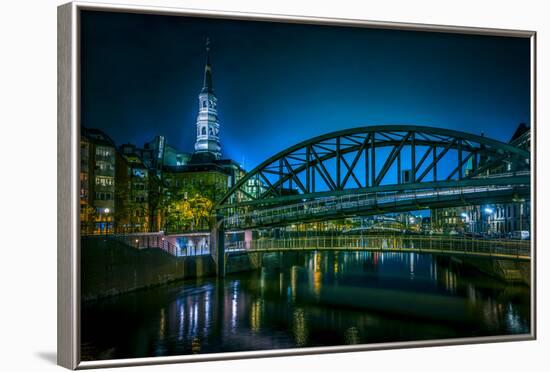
147;172;167;232
81;203;97;235
165;197;194;232
162;180;225;233
188;193;214;229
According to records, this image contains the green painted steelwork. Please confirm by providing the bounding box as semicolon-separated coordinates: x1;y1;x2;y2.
217;125;530;209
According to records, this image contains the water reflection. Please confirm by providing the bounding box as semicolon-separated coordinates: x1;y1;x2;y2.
82;251;530;361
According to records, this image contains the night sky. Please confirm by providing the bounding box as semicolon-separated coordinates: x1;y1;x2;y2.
81;10;531;171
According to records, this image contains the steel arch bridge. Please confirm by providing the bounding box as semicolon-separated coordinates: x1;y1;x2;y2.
216;125;530;214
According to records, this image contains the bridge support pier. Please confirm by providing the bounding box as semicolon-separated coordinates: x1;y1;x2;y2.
211;214;226;277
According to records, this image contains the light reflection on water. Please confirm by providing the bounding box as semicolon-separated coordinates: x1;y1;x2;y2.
82;251;530;361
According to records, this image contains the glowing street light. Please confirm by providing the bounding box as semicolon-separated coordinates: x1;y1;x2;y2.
101;208;111;235
484;207;494;214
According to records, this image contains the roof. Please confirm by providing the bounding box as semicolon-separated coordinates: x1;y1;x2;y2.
509;123;530;144
164;163;230;175
81;127;116;147
201;38;214;94
163;155;243;176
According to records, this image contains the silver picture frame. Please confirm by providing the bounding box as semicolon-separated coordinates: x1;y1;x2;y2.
57;1;537;369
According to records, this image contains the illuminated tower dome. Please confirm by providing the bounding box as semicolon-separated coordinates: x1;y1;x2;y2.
193;38;222;160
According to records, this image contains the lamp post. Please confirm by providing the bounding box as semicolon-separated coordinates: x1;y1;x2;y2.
460;212;469;234
519;203;524;232
484;207;494;236
104;208;110;235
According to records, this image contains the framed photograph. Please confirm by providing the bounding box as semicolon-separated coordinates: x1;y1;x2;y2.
57;1;536;369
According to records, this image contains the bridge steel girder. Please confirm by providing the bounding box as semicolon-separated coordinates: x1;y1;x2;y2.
221;175;530;209
224;186;530;230
216;125;530;210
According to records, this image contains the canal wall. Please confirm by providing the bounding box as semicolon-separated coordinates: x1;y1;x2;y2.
225;252;262;274
81;238;216;301
459;257;530;285
82;239;281;300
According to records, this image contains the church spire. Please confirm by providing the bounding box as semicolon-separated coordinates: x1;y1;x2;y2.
201;38;214;94
194;37;221;160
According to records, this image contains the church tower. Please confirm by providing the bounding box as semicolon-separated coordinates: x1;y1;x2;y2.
193;38;222;160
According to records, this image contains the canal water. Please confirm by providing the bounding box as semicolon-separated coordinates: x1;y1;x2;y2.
81;251;530;361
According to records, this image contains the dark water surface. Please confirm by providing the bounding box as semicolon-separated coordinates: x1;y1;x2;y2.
81;251;530;360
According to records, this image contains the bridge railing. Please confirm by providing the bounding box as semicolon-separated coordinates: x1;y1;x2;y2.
225;235;531;260
108;233;181;256
87;233;210;257
224;184;523;228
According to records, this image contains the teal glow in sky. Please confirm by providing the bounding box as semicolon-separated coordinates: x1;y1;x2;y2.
81;11;531;170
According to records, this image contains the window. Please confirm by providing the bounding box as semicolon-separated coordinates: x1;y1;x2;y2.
96;147;113;158
209;127;214;135
97;162;114;172
202;127;206;135
95;192;113;200
202;100;207;108
95;176;114;187
132;169;146;178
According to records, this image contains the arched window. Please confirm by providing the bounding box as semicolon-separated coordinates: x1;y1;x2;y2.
209;127;214;136
202;100;207;108
201;127;206;135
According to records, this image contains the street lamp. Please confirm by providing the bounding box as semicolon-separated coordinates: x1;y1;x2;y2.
103;208;110;235
484;207;495;235
460;212;470;234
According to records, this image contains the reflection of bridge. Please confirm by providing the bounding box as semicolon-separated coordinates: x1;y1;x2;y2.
209;125;530;275
225;235;530;261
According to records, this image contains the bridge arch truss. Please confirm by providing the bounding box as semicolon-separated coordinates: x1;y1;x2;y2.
217;125;530;211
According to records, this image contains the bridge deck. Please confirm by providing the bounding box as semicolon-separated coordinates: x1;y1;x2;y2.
224;184;530;229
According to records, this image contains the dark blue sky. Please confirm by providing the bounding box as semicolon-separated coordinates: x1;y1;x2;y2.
81;10;530;171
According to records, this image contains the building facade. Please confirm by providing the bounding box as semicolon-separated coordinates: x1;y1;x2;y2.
80;128;116;234
431;207;466;233
115;149;151;233
430;123;531;237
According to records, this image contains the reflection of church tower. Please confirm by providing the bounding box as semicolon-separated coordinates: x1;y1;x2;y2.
194;38;221;160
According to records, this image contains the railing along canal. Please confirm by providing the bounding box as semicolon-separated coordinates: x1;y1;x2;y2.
225;235;531;260
84;233;210;257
